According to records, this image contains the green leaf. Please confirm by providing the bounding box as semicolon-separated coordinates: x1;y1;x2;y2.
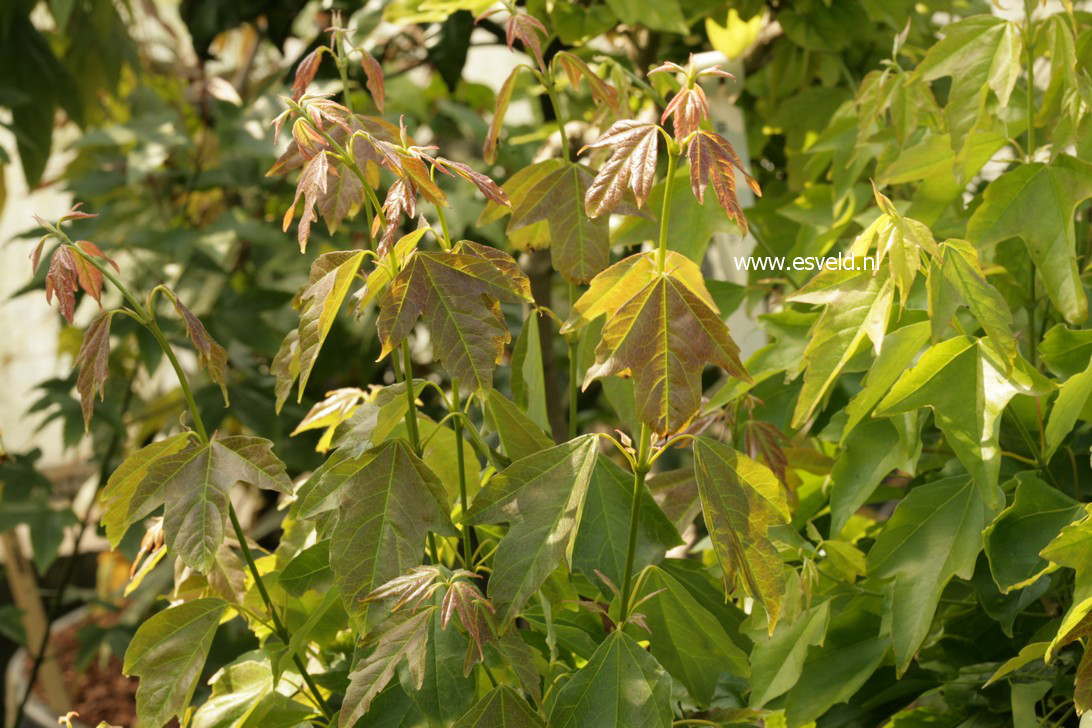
99;432;193;547
604;0;687;33
749;600;830;707
571;458;680;587
340;607;435;727
1045;358;1092;460
927;239;1017;365
510;313;550;435
484;389;554;462
967;155;1092;324
841;320;931;440
192;653;315;728
328;380;427;459
783;606;887;725
377;242;532;392
563;251;748;436
328;440;456;627
466;436;598;626
788;269;894;428
1039;512;1092;660
295;250;366;399
633;565;750;705
400;589;477;723
874;336;1052;507
547;630;673;728
124;597;228;728
985;641;1050;686
453;686;545;727
692;437;789;630
985;473;1083;593
1040;324;1092;378
279;540;332;597
868;475;987;673
830;416;919;537
917;15;1021;151
157;436;292;572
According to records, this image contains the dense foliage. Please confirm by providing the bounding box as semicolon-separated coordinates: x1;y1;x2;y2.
6;0;1092;726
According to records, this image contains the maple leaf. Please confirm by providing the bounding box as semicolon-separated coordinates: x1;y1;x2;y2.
74;311;114;428
43;242;119;324
432;157;510;206
849;184;938;306
375;177;417;257
687;130;761;235
295;250;366;399
582;120;660;218
376;241;532;392
562;251;749;436
479;8;548;73
292;47;324;101
166;289;230;405
484;66;522;164
282;151;328;252
555;51;620;114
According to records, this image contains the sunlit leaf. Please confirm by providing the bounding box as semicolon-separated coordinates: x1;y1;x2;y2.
453;685;545;727
296;250;366;399
99;432;193;547
582;120;660;217
687;129;761;234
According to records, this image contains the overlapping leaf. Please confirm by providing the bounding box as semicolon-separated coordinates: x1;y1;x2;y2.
927;239;1015;363
562;251;749;436
293;250;365;399
466;436;598;626
582;120;660;217
99;432;194;547
692;437;789;630
453;685;545;727
377;241;531;392
687;129;761;234
326;439;456;627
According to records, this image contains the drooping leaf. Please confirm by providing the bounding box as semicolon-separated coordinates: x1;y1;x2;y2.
99;432;194;547
123;598;228;728
874;336;1053;507
291;47;323;100
44;243;117;324
1040;324;1092;379
1045;358;1092;460
282;151;329;253
271;328;300;414
377;241;532;392
291;387;368;452
401;588;477;723
692;437;789;630
554;51;619;113
984;473;1082;593
967;155;1092;324
582;120;660;217
571;458;680;587
484;66;523;164
156;436;292;572
317;163;364;234
510;313;550;434
169;290;230;405
295;250;366;399
74;310;114;428
453;686;545;728
868;475;987;673
562;251;748;436
788;269;894;428
340;607;435;728
466;436;598;626
360;48;386;112
633;565;749;705
547;630;672;728
687;129;761;234
328;439;456;627
917;15;1021;151
434;157;510;206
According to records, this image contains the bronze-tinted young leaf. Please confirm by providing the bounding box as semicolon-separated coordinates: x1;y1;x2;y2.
100;432;194;547
555;51;619;114
154;436;292;572
661;84;709;143
317;163;363;234
282;151;329;252
582;120;660;218
503;10;547;72
327;440;456;627
465;436;599;627
169;290;229;405
271;327;300;414
296;250;366;399
687;130;761;234
484;66;522;164
292;47;323;101
435;157;510;206
562;251;749;437
74;311;114;428
376;242;532;392
360;48;385;112
504;159;609;284
692;437;789;631
340;606;435;727
377;177;417;256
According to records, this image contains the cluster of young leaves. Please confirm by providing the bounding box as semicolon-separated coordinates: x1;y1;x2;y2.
21;1;1092;727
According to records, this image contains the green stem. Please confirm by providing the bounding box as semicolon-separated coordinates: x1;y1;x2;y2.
619;425;652;619
436;204;453;250
68;243;331;720
229;507;330;717
334;33;355;115
656;151;678;273
451;380;474;568
544;73;570;161
567;282;580;440
1024;7;1038;365
401;343;422;454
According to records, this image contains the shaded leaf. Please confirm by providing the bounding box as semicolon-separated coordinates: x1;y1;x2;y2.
123;598;227;728
279;540;333;597
169;290;229;405
282;151;329;253
692;437;789;630
927;239;1015;363
483;389;554;462
466;436;598;626
453;686;545;727
1045;357;1092;460
74;310;113;428
749;600;830;708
